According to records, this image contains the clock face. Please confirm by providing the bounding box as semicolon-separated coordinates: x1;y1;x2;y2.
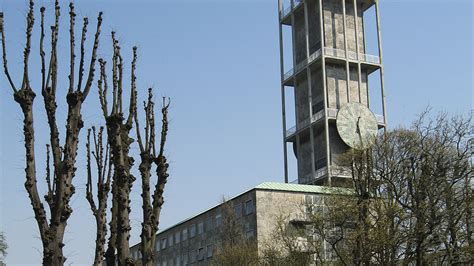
336;103;378;150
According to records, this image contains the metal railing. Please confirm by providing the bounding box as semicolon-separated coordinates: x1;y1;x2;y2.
324;47;346;59
286;110;384;138
283;69;294;81
324;47;380;64
300;167;328;184
285;108;324;138
286;125;297;137
375;114;384;124
283;48;380;83
283;49;322;83
281;6;292;18
281;0;303;19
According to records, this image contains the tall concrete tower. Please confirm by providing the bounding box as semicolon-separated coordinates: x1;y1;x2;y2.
278;0;387;186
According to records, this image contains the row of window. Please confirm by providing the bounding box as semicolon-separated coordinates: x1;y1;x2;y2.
155;245;213;266
234;200;254;218
156;200;254;251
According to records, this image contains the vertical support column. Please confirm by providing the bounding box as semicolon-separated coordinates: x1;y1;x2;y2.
304;0;316;180
318;0;331;186
342;0;351;104
277;0;289;183
353;0;362;104
290;0;300;182
375;0;388;126
296;135;301;183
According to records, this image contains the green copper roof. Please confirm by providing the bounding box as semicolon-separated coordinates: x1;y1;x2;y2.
255;182;353;195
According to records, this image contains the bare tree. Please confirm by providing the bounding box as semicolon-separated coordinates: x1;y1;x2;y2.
268;111;473;266
135;88;170;265
0;231;7;263
86;127;112;265
1;1;102;264
213;199;259;265
97;37;137;265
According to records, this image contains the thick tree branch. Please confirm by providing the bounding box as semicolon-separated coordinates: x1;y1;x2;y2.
0;12;17;93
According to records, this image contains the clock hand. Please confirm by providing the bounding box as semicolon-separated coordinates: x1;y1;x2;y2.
355;117;361;134
356;117;363;148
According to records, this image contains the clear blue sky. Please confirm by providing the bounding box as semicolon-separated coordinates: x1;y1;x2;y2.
0;0;472;264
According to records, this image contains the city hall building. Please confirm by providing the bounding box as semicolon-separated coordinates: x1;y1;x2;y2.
131;0;386;264
129;182;349;265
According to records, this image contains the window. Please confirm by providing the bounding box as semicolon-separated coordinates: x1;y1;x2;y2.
198;247;205;261
182;228;188;241
190;250;197;263
162;261;167;266
215;213;222;227
168;234;174;247
190;224;196;238
161;238;167;250
244;200;254;215
198;221;204;235
175;231;180;244
155;239;160;251
206;216;213;231
182;253;188;265
234;203;242;218
175;256;181;266
207;244;213;258
245;222;254;238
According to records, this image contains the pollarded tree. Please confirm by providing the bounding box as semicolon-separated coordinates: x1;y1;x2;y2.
86;126;113;266
1;1;102;264
92;42;172;265
96;37;138;265
135;89;171;266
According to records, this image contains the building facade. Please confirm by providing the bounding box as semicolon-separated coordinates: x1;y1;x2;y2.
278;0;387;186
129;182;348;265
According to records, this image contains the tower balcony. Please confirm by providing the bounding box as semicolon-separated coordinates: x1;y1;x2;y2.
283;47;381;86
285;108;384;141
280;0;303;25
280;0;376;26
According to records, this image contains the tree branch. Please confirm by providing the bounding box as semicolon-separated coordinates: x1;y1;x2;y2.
126;46;138;127
0;12;17;93
98;59;109;118
86;128;98;216
39;7;46;92
82;11;103;98
21;0;34;91
77;17;88;93
68;3;76;93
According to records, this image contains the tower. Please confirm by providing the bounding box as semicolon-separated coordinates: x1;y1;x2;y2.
278;0;387;186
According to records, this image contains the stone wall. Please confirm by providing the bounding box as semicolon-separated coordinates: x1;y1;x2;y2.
255;190;307;255
323;0;365;53
326;64;368;109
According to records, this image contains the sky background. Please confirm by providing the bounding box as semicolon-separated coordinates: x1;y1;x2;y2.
0;0;472;264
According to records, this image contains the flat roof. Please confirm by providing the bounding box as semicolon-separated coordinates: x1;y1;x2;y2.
130;182;352;249
255;182;352;195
